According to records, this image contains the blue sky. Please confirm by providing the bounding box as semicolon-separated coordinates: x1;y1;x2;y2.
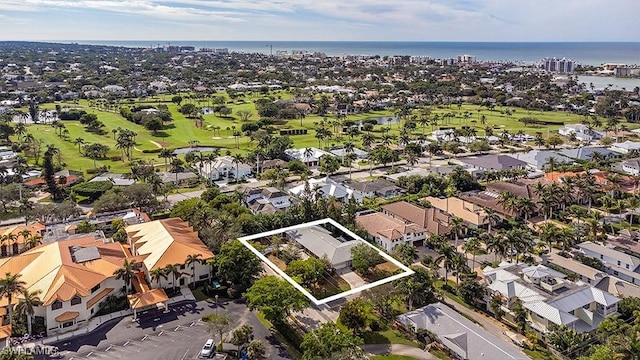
0;0;637;41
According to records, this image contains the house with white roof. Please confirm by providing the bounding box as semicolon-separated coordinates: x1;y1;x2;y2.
289;177;363;203
619;157;640;176
285;147;332;168
398;302;529;360
576;241;640;286
558;124;603;142
285;225;358;269
610;141;640;154
197;156;252;181
482;262;620;333
506;150;573;171
242;187;292;214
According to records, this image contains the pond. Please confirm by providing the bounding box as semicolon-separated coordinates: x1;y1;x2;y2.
354;116;399;126
172;146;217;154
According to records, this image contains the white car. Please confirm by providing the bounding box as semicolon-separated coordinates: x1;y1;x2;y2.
200;339;215;358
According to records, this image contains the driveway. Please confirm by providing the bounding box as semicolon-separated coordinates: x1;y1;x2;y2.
336;269;367;289
363;344;437;359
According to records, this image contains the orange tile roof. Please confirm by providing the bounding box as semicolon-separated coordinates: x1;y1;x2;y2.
126;218;214;272
0;235;127;306
86;288;113;309
0;222;45;246
0;325;11;339
54;311;80;322
127;289;169;309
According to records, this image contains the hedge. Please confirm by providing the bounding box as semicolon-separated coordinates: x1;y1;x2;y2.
71;180;113;200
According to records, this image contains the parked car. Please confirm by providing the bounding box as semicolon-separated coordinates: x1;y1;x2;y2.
200;339;215;358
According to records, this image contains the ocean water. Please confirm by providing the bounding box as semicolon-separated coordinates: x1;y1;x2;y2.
69;41;640;66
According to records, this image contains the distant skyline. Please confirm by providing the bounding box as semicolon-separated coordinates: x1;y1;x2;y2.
0;0;638;42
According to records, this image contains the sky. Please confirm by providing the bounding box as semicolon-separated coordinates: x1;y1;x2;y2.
0;0;638;42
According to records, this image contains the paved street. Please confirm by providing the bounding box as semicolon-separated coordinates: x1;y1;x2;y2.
44;300;290;360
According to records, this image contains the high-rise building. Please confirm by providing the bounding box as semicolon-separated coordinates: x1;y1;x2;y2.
540;57;576;73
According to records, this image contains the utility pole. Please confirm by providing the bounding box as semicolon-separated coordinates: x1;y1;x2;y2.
265;44;273;56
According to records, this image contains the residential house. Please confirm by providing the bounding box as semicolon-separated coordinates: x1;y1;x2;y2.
126;218;215;290
197;156;252;181
618;157;640;176
356;211;427;252
398;302;529;360
421;196;488;227
285;225;358;270
610;141;640;154
380;201;449;239
0;234;131;335
243;187;292;214
346;179;403;199
506;150;573;171
558;146;619;161
285;148;332;168
558;124;603;142
543;252;640;298
576;241;640;286
457;180;543;219
330;147;369;159
89;173;135;187
0;222;46;257
459;155;527;173
289;177;364;203
155;171;198;185
483;262;620;333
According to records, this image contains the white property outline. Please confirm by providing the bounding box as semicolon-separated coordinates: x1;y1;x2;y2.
238;218;415;305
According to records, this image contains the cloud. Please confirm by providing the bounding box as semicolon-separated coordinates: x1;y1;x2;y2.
0;0;637;41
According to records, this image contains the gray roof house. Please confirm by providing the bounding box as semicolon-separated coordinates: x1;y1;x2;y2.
617;157;640;176
506;150;573;171
576;241;640;286
559;147;619;161
285;225;358;270
459;155;527;171
483;262;620;333
89;173;135;186
398;302;529;360
330;147;369;159
346;179;403;199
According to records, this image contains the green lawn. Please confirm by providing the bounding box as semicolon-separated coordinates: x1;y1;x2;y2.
19;93;638;176
523;347;556;360
361;329;421;348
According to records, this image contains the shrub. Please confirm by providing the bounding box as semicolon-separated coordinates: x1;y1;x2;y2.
72;180;113;200
109;156;123;162
142;148;164;154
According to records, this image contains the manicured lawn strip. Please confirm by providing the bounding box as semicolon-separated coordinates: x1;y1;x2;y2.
361;329;421;348
429;348;453;360
523;347;556;360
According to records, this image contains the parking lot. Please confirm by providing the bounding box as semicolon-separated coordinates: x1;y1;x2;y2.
44;299;290;360
62;320;213;360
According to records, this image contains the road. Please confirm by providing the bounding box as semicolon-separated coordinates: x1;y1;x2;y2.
43;299;290;360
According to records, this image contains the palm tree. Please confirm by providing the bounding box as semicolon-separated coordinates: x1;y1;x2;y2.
434;243;456;283
158;148;175;171
450;253;470;285
538;222;560;253
0;272;26;327
15;289;41;335
169;157;185;183
627;196;640;227
185;254;202;288
484;208;502;234
485;233;506;261
461;237;481;269
73;137;86;154
165;264;182;292
448;217;465;249
150;268;168;289
113;259;140;295
517;197;536;222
